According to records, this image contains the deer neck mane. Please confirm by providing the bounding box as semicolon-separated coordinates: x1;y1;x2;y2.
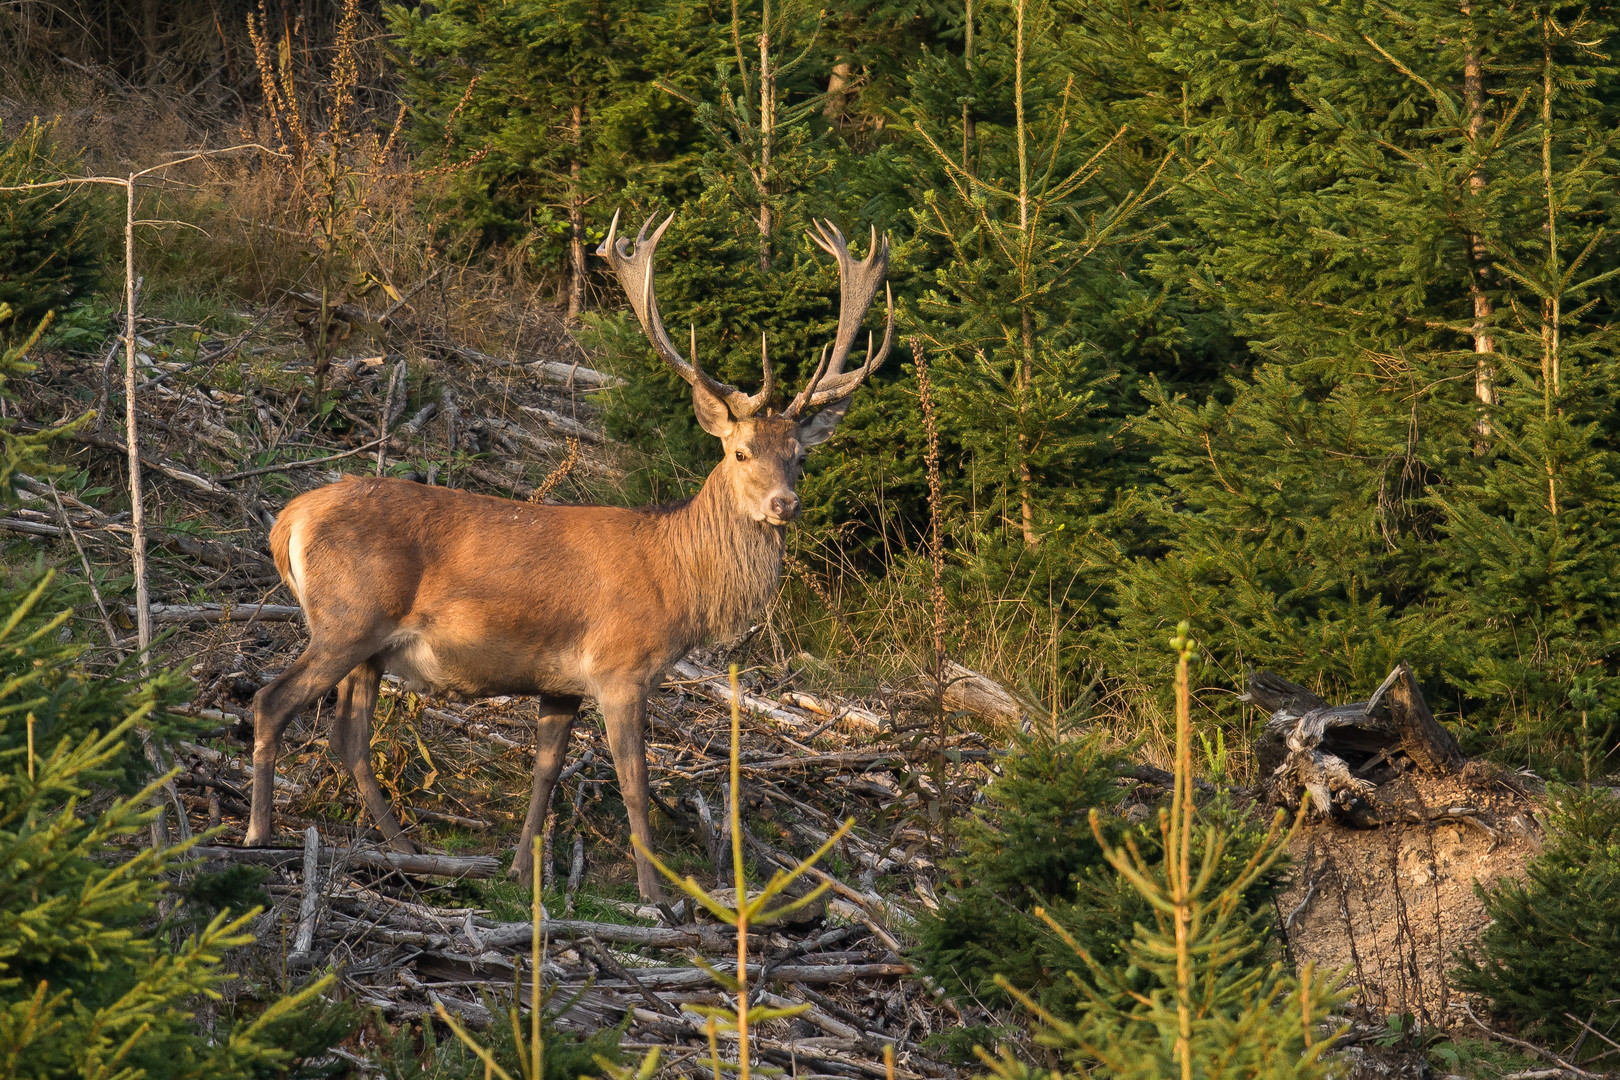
659;467;785;644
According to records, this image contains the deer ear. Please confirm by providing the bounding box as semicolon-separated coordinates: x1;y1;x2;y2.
797;398;852;447
692;380;735;438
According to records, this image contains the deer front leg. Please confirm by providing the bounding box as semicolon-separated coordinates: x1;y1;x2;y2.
600;690;665;903
510;694;581;886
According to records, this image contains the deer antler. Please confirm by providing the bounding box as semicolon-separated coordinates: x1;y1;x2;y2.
784;220;895;419
597;210;773;419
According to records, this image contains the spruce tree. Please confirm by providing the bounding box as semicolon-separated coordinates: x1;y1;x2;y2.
1097;0;1620;756
0;306;347;1077
977;627;1344;1080
0;122;107;330
387;0;723;313
1453;784;1620;1062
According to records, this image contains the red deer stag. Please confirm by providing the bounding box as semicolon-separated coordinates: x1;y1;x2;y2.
245;214;893;900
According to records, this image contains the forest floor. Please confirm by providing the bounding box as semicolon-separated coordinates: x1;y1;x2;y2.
2;276;1567;1079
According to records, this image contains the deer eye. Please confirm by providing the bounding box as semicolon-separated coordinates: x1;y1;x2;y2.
734;450;747;462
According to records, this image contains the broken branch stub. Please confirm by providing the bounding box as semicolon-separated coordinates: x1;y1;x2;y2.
1387;661;1465;774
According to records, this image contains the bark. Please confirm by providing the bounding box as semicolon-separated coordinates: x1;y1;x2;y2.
940;660;1026;726
567;101;586;321
824;60;853;123
1388;661;1465;775
141;0;161;79
757;1;775;272
134;603;303;623
1463;2;1496;430
962;0;975;170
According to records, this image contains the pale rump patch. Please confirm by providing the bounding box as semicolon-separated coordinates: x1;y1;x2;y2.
284;518;310;609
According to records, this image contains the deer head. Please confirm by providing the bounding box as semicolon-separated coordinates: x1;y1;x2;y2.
598;212;894;526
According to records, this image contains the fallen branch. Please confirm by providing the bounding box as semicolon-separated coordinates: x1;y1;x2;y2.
480;917;736;954
21;424;230;496
1462;1003;1604;1080
217;432;392;482
189;844;500;879
137;603;302;624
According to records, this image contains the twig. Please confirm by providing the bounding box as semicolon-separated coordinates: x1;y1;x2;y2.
1564;1014;1620;1059
587;933;681;1018
133;307;276;393
218;432;392;481
1462;1003;1604;1079
48;481;120;648
1285;873;1319;930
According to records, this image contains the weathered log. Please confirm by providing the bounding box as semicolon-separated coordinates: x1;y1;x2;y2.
442;961;908;992
1245;662;1466;818
525;359;622;388
162;533;278;578
779;690;886;732
941;661;1027;726
189;844;500;878
0;517;63;537
137;602;302;623
480;917;736;954
668;660;814;726
287;826;322;968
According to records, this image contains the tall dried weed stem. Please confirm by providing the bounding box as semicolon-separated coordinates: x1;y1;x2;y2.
245;0;410;393
913;338;947;690
530;437;582;503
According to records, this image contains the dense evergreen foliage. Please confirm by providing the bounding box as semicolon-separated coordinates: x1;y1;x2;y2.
388;0;1620;767
1453;785;1620;1062
0;122;107;330
913;725;1285;1019
972;630;1344;1080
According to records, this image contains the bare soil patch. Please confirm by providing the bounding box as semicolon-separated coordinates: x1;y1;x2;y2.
1277;766;1544;1025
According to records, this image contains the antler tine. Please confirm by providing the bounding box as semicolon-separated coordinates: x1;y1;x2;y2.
797;281;896;410
759;332;775;411
785;221;892;418
796;342;834;409
597;209;770;418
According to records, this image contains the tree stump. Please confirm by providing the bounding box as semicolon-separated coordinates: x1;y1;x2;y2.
1242;662;1465;825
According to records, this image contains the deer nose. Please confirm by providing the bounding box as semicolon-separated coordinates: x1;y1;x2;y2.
769;494;800;520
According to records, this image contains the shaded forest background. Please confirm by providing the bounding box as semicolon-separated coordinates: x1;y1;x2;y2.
5;0;1620;775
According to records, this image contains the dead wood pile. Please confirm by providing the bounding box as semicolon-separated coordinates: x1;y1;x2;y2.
173;654;977;1078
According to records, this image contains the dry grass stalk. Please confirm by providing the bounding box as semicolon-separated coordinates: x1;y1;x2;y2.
529;437;581;503
912;338;947;691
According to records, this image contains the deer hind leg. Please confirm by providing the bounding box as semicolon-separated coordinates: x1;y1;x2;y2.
330;658;415;853
509;694;582;886
247;642;374;846
600;689;665;903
